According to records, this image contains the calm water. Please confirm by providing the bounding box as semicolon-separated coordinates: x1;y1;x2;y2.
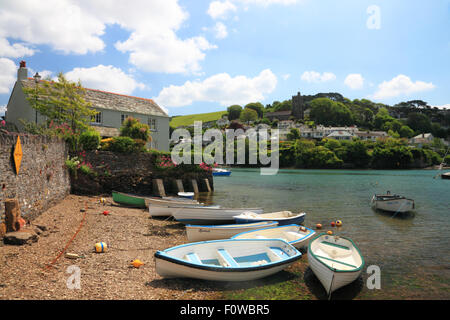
201;168;450;288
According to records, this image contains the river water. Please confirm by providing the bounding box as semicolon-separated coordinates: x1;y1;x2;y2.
200;168;450;295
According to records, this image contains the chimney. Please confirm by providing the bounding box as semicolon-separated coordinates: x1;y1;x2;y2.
17;60;28;81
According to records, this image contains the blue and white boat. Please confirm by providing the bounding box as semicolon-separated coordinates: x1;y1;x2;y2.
178;192;195;199
154;238;302;281
233;211;306;226
186;221;278;242
212;168;231;176
171;206;263;225
232;224;316;249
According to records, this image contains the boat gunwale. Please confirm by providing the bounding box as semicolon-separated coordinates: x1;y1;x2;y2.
233;212;306;221
231;224;315;244
185;221;278;230
155;239;302;273
308;232;365;273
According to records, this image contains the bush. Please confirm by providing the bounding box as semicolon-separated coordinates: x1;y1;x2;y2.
79;128;101;151
103;136;141;153
120;117;151;141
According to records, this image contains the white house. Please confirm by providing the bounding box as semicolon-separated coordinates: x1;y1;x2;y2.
5;61;170;151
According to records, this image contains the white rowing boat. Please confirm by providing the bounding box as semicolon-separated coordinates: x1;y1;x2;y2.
370;193;415;213
233;211;306;226
308;233;365;296
172;207;263;225
185;221;278;242
154;238;302;281
148;198;206;217
232;224;316;249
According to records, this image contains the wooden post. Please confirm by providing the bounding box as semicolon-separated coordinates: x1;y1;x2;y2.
174;179;184;193
191;179;199;194
152;179;166;197
5;199;21;232
203;179;212;192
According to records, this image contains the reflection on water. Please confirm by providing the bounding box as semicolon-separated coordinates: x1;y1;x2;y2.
205;168;450;286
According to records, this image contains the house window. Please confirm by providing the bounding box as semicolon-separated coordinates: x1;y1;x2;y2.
148;117;157;131
121;114;129;124
91;112;102;124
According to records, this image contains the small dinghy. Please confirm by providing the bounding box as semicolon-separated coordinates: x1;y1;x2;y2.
186;221;278;242
112;191;198;209
148;198;203;217
370;192;415;213
308;233;365;296
232;224;316;249
234;211;306;226
172;207;263;225
212;168;231;176
178;192;195;199
155;239;302;281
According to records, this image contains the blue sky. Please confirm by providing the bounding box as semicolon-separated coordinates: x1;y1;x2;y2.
1;0;449;117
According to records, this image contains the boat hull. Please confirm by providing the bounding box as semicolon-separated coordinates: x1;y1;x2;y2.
172;208;263;225
155;239;301;281
213;171;231;176
371;195;414;213
234;211;306;226
112;191;147;208
232;225;316;249
307;233;364;295
186;221;278;242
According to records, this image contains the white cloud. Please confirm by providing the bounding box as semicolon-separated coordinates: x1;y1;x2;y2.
213;22;229;39
371;75;435;100
65;65;146;95
0;58;17;94
0;38;35;58
282;73;291;80
154;69;277;107
0;0;215;74
301;71;336;83
344;73;364;90
432;104;450;110
0;105;6;115
207;1;237;19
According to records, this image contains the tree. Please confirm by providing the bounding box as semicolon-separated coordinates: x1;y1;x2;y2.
120;117;151;141
245;102;264;118
23;72;96;136
287;128;300;141
240;108;258;124
407;112;432;133
227;105;243;120
309;98;354;126
399;125;414;138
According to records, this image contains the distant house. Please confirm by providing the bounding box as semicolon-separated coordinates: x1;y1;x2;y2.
326;130;355;140
5;61;170;151
410;133;434;146
355;131;389;141
265;110;292;121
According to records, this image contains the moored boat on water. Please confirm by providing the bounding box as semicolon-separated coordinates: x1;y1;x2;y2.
185;221;278;242
233;211;306;226
441;172;450;180
370;192;415;213
212;168;231;176
232;224;315;249
154;238;302;281
308;233;365;296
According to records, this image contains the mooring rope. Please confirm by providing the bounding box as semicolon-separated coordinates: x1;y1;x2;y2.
43;202;88;271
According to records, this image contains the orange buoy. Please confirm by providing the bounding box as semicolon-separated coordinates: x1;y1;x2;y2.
331;221;336;227
94;242;107;253
327;230;333;235
131;259;144;268
316;223;322;229
336;220;342;227
102;210;110;216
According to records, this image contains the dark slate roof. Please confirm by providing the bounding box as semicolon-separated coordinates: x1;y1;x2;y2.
21;79;168;117
265;110;292;116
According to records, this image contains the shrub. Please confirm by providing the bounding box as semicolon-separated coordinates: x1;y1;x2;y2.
104;136;139;153
120;117;151;141
79;128;101;151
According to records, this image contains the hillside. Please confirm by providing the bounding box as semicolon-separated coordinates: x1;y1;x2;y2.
170;110;227;128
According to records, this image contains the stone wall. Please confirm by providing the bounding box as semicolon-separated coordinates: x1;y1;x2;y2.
69;150;214;196
0;131;71;222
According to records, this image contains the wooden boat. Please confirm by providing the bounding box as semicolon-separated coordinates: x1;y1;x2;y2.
232;224;316;249
171;207;263;225
233;211;306;226
370;192;415;213
441;172;450;180
308;233;365;296
112;191;147;208
212;168;231;176
178;192;195;199
154;238;302;281
149;201;214;217
186;221;278;242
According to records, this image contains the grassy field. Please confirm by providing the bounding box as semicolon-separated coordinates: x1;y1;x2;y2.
170;111;227;128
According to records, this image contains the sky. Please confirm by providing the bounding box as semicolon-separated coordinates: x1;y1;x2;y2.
0;0;449;117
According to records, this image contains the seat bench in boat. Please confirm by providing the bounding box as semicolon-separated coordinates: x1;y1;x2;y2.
314;254;358;269
217;248;239;267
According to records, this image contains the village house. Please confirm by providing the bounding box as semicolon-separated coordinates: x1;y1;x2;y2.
5;61;170;151
354;131;389;141
409;133;434;147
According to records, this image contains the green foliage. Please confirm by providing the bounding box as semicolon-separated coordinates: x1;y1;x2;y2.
227;105;243;120
240;108;258;124
399;125;414;138
120;117;151;141
407;112;432;134
309;98;354;126
102;136;144;153
79;128;101;151
244;102;264;118
286;128;300;141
